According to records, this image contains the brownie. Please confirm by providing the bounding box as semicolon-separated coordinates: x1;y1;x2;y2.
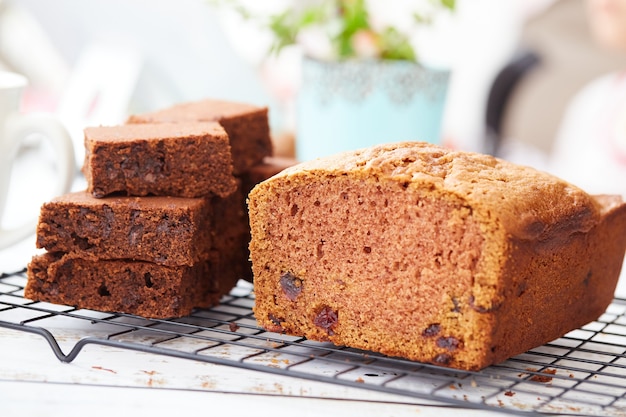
127;99;272;174
35;191;213;267
209;182;251;289
248;141;626;371
26;98;277;319
237;157;298;282
240;156;299;195
27;181;253;317
25;252;220;318
83;122;237;198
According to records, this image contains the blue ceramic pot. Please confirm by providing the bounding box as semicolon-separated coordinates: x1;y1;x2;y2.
296;57;450;161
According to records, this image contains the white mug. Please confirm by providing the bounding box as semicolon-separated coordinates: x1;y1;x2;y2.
0;71;75;250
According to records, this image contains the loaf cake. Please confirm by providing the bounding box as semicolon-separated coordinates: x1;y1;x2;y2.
26;252;219;318
127;99;272;174
35;191;214;267
83;122;237;198
248;141;626;371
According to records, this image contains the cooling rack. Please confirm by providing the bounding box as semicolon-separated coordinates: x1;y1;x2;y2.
2;268;626;416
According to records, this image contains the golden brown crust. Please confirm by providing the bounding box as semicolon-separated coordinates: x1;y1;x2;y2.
249;141;626;370
272;142;602;241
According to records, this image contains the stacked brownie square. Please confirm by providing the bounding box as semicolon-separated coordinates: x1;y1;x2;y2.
25;99;293;318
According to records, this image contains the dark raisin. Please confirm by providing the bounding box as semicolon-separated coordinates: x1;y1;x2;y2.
436;336;461;351
266;313;285;333
314;306;338;335
98;283;111;297
434;353;452;365
422;323;441;337
363;246;372;254
280;272;303;301
268;313;284;326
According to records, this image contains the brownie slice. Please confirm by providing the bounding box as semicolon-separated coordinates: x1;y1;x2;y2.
27;182;253;318
35;191;214;267
127;99;272;174
25;252;220;318
240;156;299;195
209;183;251;289
83;122;237;198
238;157;298;282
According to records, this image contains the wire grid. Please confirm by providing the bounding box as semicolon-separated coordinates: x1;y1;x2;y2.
2;268;626;416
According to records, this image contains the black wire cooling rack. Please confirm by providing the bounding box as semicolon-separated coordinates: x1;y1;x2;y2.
2;268;626;416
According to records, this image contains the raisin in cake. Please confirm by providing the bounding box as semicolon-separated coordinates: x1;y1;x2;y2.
127;99;272;174
248;141;626;370
83;122;237;198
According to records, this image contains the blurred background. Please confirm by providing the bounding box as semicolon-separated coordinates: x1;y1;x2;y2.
2;0;626;163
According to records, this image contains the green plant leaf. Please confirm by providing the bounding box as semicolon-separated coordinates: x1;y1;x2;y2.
211;0;454;61
441;0;456;11
379;27;416;61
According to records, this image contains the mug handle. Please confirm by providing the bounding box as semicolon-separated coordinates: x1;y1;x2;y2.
0;113;75;249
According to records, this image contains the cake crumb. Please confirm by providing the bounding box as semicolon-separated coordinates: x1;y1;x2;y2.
529;368;557;383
